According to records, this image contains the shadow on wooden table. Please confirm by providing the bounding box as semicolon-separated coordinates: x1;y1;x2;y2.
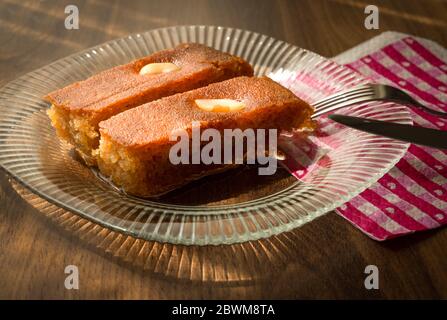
378;228;442;251
6;177;442;299
10;179;305;285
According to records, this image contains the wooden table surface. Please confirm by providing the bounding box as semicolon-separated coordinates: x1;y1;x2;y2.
1;0;446;299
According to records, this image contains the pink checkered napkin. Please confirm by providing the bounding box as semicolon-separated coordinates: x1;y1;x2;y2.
279;33;447;240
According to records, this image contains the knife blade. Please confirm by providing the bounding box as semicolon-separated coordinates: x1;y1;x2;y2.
328;114;447;149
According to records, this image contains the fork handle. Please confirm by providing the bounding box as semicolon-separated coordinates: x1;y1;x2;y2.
393;99;447;118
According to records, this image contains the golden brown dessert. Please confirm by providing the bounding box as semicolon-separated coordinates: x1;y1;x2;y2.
45;43;253;165
98;76;314;197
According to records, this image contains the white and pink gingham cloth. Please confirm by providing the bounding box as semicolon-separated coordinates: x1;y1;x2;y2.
282;32;447;240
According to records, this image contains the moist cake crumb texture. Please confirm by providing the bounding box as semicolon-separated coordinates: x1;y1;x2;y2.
98;76;314;197
45;43;253;165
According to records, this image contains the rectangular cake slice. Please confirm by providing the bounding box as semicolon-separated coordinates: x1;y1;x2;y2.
97;76;314;197
45;43;253;165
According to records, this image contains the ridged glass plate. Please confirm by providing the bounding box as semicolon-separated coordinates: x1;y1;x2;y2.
0;26;411;245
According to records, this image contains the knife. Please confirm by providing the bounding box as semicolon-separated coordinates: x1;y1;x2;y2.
328;114;447;149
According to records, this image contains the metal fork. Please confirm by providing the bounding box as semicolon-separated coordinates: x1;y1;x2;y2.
311;83;447;119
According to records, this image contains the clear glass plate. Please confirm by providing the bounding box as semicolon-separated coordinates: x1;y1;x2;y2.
0;26;411;245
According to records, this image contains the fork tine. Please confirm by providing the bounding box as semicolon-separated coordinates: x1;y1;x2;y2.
312;85;373;109
312;86;375;118
313;87;374;110
312;98;371;118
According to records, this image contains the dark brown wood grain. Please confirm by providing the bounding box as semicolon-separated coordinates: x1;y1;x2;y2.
0;0;446;299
